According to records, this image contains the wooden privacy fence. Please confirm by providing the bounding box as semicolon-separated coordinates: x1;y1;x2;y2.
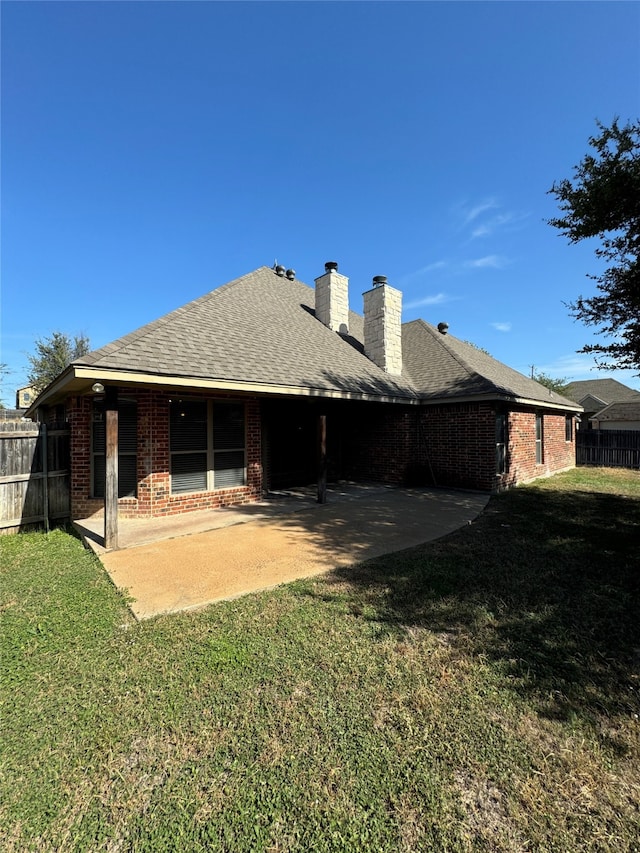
0;421;70;533
576;429;640;469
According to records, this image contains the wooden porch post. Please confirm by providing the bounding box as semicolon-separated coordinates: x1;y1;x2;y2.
317;414;327;504
104;386;119;550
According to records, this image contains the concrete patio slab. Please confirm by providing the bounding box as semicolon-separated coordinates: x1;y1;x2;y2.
82;486;489;620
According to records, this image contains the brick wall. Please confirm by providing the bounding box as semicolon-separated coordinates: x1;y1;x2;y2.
418;403;576;492
67;395;98;518
417;403;497;490
68;390;263;520
67;389;577;519
505;409;575;487
343;403;415;484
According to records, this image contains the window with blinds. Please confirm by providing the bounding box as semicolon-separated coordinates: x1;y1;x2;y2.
170;400;208;493
92;401;138;498
170;400;246;494
495;413;507;475
535;414;544;464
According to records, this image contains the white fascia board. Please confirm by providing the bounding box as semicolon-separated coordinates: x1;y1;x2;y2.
69;367;419;405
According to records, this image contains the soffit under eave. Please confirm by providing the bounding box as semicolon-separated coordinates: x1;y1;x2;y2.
417;392;583;413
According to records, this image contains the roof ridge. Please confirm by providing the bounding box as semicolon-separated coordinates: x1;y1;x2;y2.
416;319;478;380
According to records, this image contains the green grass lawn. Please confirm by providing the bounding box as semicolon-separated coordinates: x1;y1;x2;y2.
2;467;639;852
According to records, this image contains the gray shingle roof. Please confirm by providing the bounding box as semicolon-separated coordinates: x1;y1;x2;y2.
590;400;640;422
73;266;580;409
76;267;417;400
401;319;579;407
564;379;640;405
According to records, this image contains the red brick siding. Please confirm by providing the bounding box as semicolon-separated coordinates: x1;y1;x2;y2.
505;409;575;487
418;403;576;492
418;403;497;491
343;405;415;484
67;389;577;519
67;395;100;519
68;391;263;520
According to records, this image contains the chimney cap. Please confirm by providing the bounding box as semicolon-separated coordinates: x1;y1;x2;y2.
285;269;296;280
372;275;387;287
437;322;449;335
324;261;338;272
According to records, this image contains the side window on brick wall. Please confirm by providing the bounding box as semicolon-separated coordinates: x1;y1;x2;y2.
496;413;507;474
92;400;137;498
535;414;544;464
565;415;573;442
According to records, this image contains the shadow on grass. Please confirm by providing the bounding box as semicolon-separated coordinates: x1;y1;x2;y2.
300;486;640;731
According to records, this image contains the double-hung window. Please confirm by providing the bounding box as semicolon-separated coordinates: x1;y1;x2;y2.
92;400;138;498
565;415;573;442
495;413;507;475
535;414;544;464
170;400;246;494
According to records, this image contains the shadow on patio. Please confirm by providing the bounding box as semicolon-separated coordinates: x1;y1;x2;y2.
76;483;489;620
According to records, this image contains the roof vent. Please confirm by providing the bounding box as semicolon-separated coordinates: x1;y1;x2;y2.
325;261;338;273
372;275;387;288
437;322;449;335
285;269;296;280
275;265;286;277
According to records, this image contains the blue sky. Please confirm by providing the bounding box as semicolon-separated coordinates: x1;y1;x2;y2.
2;0;639;405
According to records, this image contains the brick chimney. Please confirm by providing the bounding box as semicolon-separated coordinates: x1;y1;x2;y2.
363;275;403;375
315;261;349;334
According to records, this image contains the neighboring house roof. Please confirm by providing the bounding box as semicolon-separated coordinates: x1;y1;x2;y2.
27;266;582;413
565;379;640;406
589;401;640;422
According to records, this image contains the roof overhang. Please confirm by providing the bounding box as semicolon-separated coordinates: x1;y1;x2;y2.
418;391;583;413
27;367;583;418
25;365;419;416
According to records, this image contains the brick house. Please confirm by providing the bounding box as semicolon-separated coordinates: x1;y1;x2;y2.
27;262;581;523
565;379;640;429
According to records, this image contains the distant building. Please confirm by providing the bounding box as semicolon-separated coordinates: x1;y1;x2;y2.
16;386;35;410
565;379;640;429
589;401;640;431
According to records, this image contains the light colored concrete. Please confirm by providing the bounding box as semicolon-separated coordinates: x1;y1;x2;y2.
82;487;489;620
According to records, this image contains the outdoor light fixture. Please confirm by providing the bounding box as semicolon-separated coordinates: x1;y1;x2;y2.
91;382;105;394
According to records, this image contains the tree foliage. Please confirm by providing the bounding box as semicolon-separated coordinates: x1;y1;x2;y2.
27;332;90;393
548;118;640;374
532;371;569;396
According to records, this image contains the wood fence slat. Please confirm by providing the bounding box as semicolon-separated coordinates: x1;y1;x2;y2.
576;429;640;469
0;423;70;531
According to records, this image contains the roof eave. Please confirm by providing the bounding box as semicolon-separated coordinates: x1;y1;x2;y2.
29;366;420;407
418;390;583;412
24;365;77;418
